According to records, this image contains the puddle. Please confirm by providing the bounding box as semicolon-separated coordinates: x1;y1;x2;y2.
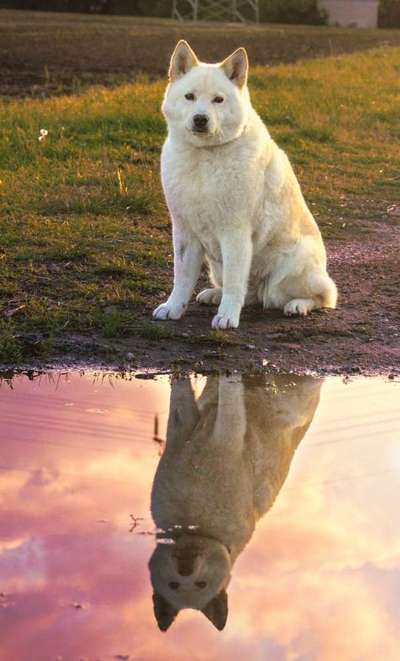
0;371;399;660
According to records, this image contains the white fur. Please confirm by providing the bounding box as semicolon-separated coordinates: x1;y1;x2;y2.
149;374;322;630
153;41;337;329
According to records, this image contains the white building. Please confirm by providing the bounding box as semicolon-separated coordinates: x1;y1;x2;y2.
320;0;379;28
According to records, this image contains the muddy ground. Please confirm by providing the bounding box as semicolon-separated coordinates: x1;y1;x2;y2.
13;219;399;377
142;221;400;376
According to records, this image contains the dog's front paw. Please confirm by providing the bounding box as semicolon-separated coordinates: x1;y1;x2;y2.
212;310;240;330
153;301;186;321
212;298;242;329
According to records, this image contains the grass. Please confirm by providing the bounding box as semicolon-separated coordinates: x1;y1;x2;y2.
0;43;399;362
0;319;22;363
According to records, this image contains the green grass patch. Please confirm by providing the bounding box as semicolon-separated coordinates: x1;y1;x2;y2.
139;322;175;341
206;330;243;346
0;320;22;364
94;308;133;339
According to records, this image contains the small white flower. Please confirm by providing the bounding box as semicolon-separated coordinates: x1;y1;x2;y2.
38;128;49;142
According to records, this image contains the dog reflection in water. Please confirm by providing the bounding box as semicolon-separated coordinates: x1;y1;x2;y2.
149;374;321;631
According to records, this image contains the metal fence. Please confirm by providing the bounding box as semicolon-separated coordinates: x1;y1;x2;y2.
172;0;260;23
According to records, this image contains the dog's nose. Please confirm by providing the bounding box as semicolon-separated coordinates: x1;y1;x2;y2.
193;114;208;130
176;551;197;576
177;557;195;576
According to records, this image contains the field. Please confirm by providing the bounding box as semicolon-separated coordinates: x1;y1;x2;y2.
2;10;400;97
0;10;399;374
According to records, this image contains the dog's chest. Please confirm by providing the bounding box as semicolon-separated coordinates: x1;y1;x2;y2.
162;145;249;237
155;445;255;545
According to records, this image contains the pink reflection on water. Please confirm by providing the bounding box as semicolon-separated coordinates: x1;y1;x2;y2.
0;373;399;660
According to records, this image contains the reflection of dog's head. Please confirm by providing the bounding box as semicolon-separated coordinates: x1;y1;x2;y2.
162;40;251;148
149;533;231;631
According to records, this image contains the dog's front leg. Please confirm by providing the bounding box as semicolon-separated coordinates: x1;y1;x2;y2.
166;377;200;449
212;232;252;329
214;375;246;451
153;225;203;321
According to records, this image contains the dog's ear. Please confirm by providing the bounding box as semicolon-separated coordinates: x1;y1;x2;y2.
221;47;248;88
169;40;199;82
152;592;179;632
201;589;228;630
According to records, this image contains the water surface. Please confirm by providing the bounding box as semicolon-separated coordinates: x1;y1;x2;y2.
0;371;399;660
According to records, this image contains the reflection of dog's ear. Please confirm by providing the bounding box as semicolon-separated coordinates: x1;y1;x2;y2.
152;592;179;632
201;589;228;630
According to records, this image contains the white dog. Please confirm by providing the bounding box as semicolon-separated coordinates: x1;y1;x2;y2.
153;41;337;329
149;374;322;630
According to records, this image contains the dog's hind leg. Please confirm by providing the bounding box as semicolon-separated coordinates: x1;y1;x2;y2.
196;258;223;305
283;272;337;316
196;287;222;305
284;298;316;316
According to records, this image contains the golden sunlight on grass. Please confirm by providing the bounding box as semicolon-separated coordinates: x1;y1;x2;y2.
0;47;399;365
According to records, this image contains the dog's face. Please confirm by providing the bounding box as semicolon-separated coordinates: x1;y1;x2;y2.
149;533;231;631
162;40;251;147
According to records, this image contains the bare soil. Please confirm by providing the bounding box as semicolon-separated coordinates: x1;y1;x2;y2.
1;10;400;97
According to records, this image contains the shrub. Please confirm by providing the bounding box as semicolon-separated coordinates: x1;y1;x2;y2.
378;0;400;28
109;1;172;17
0;0;173;15
260;0;327;25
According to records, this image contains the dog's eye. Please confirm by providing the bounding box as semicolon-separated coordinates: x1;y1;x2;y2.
169;581;180;590
195;581;207;589
212;96;224;104
185;93;195;101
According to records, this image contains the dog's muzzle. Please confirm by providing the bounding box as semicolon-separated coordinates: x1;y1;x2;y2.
192;114;209;133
